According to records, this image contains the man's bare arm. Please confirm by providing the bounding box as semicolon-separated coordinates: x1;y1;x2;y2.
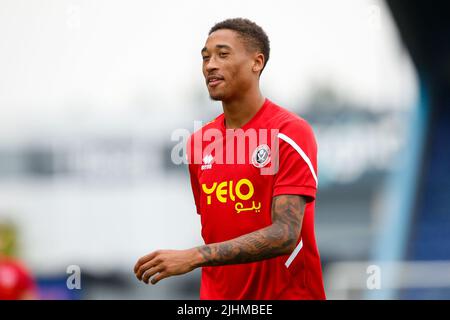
134;194;306;284
195;194;306;266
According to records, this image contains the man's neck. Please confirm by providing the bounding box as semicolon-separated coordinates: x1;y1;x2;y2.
222;90;265;129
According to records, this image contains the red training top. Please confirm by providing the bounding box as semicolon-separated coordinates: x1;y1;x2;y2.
187;98;325;300
0;257;36;300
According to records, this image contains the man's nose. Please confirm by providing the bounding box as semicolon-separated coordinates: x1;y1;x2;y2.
205;56;219;73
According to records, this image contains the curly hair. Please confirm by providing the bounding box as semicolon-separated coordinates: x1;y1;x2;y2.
209;18;270;74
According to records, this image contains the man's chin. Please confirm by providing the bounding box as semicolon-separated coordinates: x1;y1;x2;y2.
209;94;224;101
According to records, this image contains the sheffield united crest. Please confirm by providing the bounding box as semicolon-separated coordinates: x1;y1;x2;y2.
251;144;271;168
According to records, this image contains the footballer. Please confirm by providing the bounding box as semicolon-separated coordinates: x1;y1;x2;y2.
134;18;325;300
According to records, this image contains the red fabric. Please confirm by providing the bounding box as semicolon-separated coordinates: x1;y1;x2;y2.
0;257;36;300
187;98;326;300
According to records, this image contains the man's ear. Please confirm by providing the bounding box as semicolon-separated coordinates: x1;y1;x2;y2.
252;52;265;73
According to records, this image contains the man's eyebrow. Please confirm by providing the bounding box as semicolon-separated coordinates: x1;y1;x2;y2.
216;44;232;50
201;44;232;54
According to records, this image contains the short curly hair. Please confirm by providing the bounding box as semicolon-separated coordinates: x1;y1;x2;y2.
209;18;270;74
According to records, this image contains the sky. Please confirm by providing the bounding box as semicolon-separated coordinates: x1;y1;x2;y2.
0;0;417;139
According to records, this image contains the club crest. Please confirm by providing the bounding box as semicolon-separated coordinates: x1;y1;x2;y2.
251;144;271;168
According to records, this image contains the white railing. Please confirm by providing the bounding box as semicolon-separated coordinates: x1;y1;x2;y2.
324;261;450;299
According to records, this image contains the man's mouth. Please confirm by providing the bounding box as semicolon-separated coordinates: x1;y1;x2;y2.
207;75;224;88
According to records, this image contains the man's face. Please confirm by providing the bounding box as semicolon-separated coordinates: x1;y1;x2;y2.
201;29;257;101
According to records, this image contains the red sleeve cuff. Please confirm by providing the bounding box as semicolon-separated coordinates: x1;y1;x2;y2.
273;185;316;202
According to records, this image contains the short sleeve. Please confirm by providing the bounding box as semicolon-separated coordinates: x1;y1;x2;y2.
187;134;201;214
273;120;318;202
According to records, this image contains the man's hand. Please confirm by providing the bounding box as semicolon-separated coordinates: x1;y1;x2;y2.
134;249;202;285
134;195;306;284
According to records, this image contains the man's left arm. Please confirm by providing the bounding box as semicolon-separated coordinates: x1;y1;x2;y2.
134;194;306;284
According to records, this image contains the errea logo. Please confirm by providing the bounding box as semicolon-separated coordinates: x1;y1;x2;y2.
201;154;214;170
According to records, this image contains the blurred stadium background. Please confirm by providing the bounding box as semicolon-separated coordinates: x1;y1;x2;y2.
0;0;448;299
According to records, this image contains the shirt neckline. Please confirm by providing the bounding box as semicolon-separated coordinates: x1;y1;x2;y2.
220;98;270;132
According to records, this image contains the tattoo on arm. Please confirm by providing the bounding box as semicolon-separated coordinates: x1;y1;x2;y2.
196;195;306;267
